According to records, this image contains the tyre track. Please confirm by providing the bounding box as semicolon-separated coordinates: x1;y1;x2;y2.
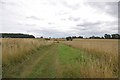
20;44;55;78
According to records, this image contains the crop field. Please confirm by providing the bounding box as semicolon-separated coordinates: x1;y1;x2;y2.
62;39;118;78
1;38;119;78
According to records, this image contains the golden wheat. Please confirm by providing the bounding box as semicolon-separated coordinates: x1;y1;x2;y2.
2;38;53;65
62;39;118;78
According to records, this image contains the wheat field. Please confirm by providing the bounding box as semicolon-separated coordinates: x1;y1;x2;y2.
2;38;53;66
62;39;118;78
1;38;119;78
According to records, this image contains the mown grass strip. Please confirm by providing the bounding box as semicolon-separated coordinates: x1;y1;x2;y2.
58;43;89;78
28;44;57;78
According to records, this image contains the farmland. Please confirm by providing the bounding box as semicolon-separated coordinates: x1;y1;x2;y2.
1;38;119;78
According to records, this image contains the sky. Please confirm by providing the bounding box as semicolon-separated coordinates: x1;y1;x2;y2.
0;0;119;38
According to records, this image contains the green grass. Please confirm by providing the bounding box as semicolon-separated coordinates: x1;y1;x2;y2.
28;44;57;78
58;44;87;64
28;43;89;78
58;43;89;78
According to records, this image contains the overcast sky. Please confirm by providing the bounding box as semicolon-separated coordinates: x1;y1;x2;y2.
0;0;118;38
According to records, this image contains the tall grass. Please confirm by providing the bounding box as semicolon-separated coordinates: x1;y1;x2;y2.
62;39;118;78
2;38;53;66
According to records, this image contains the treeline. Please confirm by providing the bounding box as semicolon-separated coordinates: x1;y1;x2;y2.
66;34;120;41
90;34;120;39
0;33;120;39
104;34;120;39
0;33;35;38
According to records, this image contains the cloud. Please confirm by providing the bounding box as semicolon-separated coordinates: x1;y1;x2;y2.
76;22;101;27
25;23;37;27
0;0;118;38
0;0;15;5
68;17;81;21
88;2;118;17
26;16;41;20
27;28;72;38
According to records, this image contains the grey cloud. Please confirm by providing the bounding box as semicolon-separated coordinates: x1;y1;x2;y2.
106;2;118;17
0;0;22;6
76;22;101;27
88;2;118;17
109;26;118;30
61;1;80;10
105;21;118;26
1;0;118;38
27;28;72;38
25;24;37;26
104;21;118;31
56;10;69;16
48;22;55;25
74;20;118;37
26;16;41;20
60;16;81;21
118;2;120;34
118;2;120;22
76;20;117;28
61;18;67;21
75;28;108;37
68;17;81;21
47;0;57;6
0;1;6;4
0;0;15;5
17;23;23;25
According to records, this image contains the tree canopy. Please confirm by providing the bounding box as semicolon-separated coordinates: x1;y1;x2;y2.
0;33;35;38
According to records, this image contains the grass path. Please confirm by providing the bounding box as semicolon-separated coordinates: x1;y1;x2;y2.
3;43;88;78
28;44;58;78
3;43;113;78
3;44;55;78
20;46;51;77
27;43;88;78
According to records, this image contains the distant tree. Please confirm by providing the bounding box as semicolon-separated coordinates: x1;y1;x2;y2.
89;36;95;39
111;34;120;39
72;36;77;39
40;36;43;38
78;36;83;38
101;36;104;39
89;36;101;39
104;34;111;39
1;33;35;38
66;36;72;41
